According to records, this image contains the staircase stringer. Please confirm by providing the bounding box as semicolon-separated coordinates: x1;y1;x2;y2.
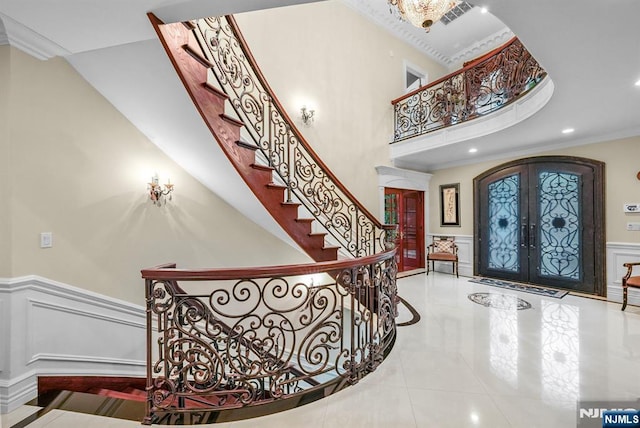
187;15;396;258
149;16;339;262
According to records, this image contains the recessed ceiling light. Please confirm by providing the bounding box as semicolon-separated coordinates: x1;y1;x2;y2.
469;148;478;153
562;128;575;134
480;6;488;13
635;79;640;87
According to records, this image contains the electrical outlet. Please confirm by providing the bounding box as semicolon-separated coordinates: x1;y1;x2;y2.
40;232;52;248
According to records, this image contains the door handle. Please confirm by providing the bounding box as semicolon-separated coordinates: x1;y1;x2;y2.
521;223;528;248
530;224;536;248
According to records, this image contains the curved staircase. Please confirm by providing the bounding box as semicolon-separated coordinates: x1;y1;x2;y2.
148;14;394;262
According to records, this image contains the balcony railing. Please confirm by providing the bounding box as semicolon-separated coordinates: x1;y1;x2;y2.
391;37;547;142
141;251;397;424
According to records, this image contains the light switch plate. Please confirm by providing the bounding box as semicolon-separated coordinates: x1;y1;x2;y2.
624;203;640;213
40;232;52;248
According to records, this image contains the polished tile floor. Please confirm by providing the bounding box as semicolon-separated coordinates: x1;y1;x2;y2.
6;272;640;427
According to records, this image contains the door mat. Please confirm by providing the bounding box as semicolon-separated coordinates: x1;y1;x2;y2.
468;277;568;298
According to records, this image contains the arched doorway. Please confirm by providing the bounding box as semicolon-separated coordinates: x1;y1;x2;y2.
473;156;605;296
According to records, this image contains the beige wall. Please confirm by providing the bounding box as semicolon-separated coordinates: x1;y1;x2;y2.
0;45;10;277
6;47;309;305
429;138;640;243
235;1;447;216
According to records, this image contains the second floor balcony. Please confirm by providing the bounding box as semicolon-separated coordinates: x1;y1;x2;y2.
390;37;552;168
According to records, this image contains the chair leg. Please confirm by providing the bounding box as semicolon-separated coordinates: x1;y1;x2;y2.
622;283;628;311
426;260;430;275
455;262;458;278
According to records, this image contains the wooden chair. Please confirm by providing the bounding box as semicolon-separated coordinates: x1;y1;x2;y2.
426;236;458;277
622;262;640;311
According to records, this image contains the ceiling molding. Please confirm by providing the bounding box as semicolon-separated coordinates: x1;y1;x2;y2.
0;15;7;45
0;13;70;59
341;0;451;67
448;28;513;68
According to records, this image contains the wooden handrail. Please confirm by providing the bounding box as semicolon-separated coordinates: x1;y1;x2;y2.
391;37;518;106
142;249;396;280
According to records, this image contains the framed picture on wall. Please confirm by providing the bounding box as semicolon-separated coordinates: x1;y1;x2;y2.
440;183;460;226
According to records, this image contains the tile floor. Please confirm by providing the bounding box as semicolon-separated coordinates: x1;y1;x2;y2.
5;272;640;427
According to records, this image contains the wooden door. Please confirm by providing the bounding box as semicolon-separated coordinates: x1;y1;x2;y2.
474;156;605;295
385;188;424;272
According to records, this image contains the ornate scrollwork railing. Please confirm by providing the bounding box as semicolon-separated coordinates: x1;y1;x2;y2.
188;16;395;257
141;251;397;424
391;37;547;142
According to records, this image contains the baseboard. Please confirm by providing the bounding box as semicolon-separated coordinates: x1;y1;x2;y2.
0;276;146;413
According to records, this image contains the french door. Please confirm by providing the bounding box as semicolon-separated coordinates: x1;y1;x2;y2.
474;156;605;295
384;188;424;272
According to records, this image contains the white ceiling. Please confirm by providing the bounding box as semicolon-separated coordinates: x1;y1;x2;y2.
1;0;639;176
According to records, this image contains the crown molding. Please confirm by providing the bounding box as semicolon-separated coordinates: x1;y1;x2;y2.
448;28;514;69
341;0;451;67
0;13;70;59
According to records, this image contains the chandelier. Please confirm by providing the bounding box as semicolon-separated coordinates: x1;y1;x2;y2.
388;0;458;32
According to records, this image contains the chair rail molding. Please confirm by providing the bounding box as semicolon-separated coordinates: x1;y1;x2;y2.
606;242;640;306
0;276;146;413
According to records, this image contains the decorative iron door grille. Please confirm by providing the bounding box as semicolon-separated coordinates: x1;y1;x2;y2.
474;157;605;295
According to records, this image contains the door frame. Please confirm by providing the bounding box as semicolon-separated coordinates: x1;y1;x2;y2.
473;156;606;296
376;166;432;272
385;188;425;271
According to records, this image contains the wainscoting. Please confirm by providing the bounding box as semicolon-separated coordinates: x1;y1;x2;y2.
427;235;640;307
0;276;146;413
427;234;473;278
606;242;640;305
2;244;639;413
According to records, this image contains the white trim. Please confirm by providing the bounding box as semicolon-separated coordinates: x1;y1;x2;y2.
427;234;473;278
0;276;146;413
403;60;428;93
606;242;640;306
27;353;145;367
0;13;70;60
448;28;514;69
376;167;432;266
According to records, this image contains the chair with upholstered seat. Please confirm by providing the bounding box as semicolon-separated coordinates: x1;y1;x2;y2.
426;236;458;277
622;262;640;311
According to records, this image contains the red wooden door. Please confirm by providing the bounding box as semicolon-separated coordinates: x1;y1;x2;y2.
385;188;425;272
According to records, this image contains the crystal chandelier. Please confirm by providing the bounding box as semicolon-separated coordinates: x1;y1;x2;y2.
388;0;458;32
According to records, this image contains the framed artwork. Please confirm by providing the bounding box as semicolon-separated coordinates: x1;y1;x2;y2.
440;183;460;226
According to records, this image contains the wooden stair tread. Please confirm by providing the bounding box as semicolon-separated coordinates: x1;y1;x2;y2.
203;81;229;99
88;388;147;403
219;113;244;127
235;140;257;151
266;182;287;190
295;218;314;223
250;163;275;172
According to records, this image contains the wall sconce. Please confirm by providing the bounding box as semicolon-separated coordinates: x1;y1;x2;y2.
148;173;174;207
300;106;315;125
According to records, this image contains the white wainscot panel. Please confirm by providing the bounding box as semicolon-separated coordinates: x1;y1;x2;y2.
26;298;145;368
606;242;640;306
428;234;473;278
0;276;146;413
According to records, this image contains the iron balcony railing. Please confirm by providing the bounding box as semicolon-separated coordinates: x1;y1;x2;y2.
191;16;396;257
141;251;397;425
391;37;547;142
